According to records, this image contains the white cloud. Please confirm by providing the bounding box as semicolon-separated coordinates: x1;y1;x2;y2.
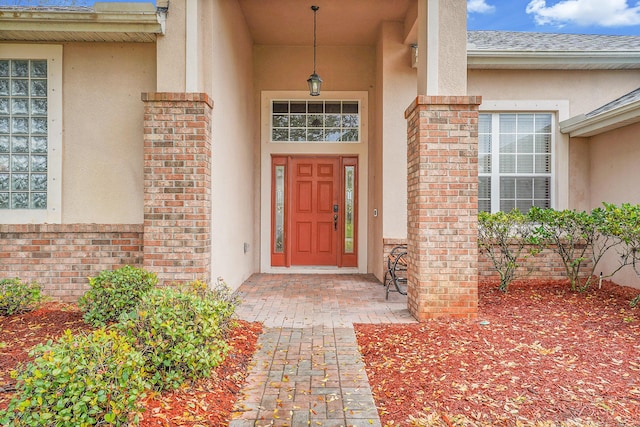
468;0;495;14
526;0;640;27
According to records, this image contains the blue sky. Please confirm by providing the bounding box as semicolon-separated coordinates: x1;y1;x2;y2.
1;0;640;36
468;0;640;35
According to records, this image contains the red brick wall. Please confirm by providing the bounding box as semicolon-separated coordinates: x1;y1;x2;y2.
0;93;214;301
405;96;481;320
142;92;213;286
0;224;143;301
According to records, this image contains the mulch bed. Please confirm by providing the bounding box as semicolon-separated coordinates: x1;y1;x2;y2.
0;304;262;426
3;280;639;426
355;279;640;427
138;320;262;426
0;302;92;398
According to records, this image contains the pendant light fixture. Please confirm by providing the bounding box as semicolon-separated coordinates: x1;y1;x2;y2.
307;5;322;96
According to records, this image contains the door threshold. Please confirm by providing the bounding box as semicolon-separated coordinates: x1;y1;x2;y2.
264;266;360;274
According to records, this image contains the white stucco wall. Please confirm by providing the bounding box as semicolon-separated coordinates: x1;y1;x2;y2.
209;0;257;290
63;42;156;224
155;0;186;92
569;137;591;211
375;21;417;280
470;69;640;214
468;69;640;117
588;122;640;290
379;68;640;243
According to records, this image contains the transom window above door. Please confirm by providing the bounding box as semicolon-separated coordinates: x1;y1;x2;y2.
271;100;360;143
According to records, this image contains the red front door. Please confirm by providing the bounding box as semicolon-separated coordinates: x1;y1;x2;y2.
270;155;358;268
290;157;339;265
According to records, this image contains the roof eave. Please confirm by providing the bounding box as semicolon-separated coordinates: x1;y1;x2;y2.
468;50;640;70
0;2;165;43
559;100;640;137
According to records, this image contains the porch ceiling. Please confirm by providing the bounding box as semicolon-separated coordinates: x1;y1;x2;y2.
238;0;412;46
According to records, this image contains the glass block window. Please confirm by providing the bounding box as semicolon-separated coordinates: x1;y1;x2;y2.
271;100;360;142
479;113;552;213
0;59;48;210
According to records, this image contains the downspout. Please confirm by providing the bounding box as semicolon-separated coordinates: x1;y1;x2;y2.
156;0;169;35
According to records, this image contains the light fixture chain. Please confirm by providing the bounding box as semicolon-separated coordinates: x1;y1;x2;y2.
312;5;318;74
307;5;322;96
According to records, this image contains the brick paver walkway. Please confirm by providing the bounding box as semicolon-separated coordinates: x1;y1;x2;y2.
229;274;416;427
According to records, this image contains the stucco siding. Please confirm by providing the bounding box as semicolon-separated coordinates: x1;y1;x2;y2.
377;21;416;280
254;45;375;93
468;69;640;117
589;122;640;289
62;42;155;224
209;0;257;290
569;137;591;211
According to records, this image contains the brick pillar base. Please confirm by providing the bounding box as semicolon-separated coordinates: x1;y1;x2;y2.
142;92;213;285
405;95;481;320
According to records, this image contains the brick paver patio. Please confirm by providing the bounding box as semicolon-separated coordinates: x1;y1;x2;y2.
230;274;416;427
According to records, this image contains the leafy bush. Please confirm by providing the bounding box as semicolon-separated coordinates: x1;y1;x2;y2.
78;265;158;326
602;203;640;272
528;206;636;292
0;329;148;427
601;203;640;305
478;210;541;292
117;283;237;390
0;278;43;316
528;208;600;291
187;277;241;331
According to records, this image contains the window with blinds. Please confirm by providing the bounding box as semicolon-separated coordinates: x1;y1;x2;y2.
479;113;552;213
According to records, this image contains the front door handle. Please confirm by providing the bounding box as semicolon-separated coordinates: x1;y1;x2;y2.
334;214;338;231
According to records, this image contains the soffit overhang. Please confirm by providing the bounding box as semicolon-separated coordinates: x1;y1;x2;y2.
238;0;412;46
468;50;640;70
0;2;164;43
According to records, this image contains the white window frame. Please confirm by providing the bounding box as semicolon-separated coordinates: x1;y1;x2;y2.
479;100;571;213
0;44;62;224
269;99;362;144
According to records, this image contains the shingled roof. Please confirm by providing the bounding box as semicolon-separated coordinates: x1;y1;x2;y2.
560;87;640;137
467;31;640;70
587;88;640;118
468;31;640;52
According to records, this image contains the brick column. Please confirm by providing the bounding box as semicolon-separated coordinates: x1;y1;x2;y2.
141;92;212;285
405;95;481;320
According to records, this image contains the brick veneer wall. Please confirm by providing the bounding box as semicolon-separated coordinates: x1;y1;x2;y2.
0;93;213;301
142;92;213;285
405;95;481;320
0;224;143;301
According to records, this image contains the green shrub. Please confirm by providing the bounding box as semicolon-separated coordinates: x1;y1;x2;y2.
78;265;158;326
478;210;541;292
528;206;634;292
186;277;241;331
601;203;640;305
0;278;43;316
117;284;237;391
529;208;607;291
0;328;148;427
